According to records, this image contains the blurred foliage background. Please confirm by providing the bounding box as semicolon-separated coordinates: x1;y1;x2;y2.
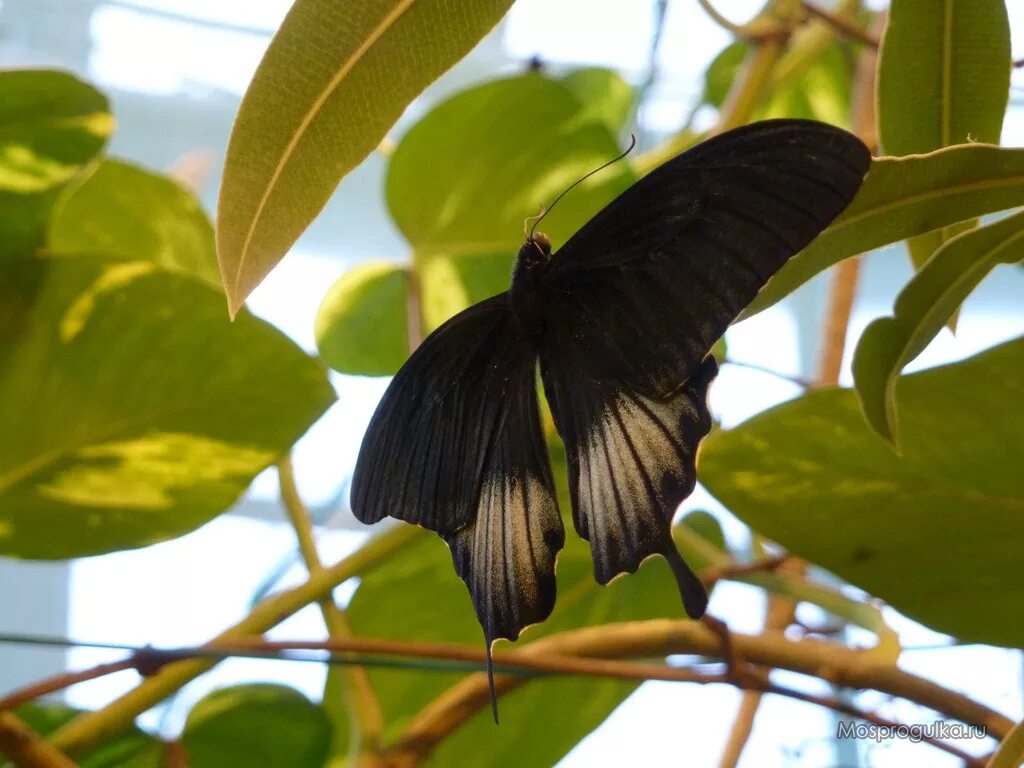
2;1;1024;767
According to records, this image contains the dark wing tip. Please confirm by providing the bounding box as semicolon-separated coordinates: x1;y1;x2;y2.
664;546;709;619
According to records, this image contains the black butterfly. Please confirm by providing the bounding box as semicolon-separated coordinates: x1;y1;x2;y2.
351;118;870;718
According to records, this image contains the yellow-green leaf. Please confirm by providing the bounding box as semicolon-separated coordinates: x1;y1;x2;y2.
49;158;220;287
701;336;1024;649
878;0;1009;156
182;685;331;768
0;69;113;259
744;144;1024;317
853;210;1024;445
0;255;334;559
561;67;634;135
387;75;633;260
878;0;1010;298
216;0;515;316
315;261;409;376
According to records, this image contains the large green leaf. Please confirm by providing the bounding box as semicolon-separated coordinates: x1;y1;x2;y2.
878;0;1009;156
878;0;1010;275
853;211;1024;445
216;0;515;316
346;445;691;767
0;255;334;559
744;144;1024;317
387;75;634;260
181;684;330;768
315;261;409;376
48;159;220;287
15;704;163;768
700;337;1024;648
387;75;634;327
0;70;112;258
560;67;634;135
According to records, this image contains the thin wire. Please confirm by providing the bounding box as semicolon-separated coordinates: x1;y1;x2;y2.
0;632;524;677
528;134;637;240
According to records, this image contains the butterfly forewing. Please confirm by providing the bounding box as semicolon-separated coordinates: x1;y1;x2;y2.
534;119;869;609
541;119;871;398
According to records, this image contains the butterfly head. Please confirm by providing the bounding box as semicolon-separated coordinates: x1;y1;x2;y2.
518;232;552;270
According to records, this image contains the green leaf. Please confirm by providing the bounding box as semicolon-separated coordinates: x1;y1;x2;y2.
387;75;634;329
678;509;726;552
700;337;1024;648
561;67;634;134
877;0;1010;291
48;159;221;287
346;443;688;766
387;75;634;261
0;255;334;559
703;42;748;108
216;0;516;316
418;251;512;332
315;261;409;376
854;210;1024;445
182;684;331;768
15;704;164;768
759;41;851;126
878;0;1009;156
0;70;113;258
744;144;1024;318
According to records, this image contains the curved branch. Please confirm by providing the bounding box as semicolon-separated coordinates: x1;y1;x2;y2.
0;712;79;768
386;620;1011;766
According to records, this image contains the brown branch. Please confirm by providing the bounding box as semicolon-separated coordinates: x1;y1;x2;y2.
0;659;138;712
701;555;790;591
0;711;79;768
800;1;879;49
6;622;1009;764
385;621;998;768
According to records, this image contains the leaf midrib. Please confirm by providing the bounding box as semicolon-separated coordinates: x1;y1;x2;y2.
823;167;1024;240
231;0;419;298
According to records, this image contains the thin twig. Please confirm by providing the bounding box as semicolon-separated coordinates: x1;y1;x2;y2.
800;1;879;49
0;659;138;712
695;0;751;36
0;712;79;768
722;358;813;388
49;524;423;758
278;457;385;765
701;554;790;591
695;0;786;42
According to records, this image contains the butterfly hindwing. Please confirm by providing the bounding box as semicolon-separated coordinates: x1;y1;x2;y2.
351;291;564;644
541;119;871;398
541;337;717;617
445;380;564;646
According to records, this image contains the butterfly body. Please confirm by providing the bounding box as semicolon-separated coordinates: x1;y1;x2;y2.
351;120;871;717
509;232;552;338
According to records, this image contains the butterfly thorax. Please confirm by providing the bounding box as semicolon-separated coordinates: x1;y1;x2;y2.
510;232;551;338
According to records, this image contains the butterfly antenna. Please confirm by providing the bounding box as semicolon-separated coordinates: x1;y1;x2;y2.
486;640;499;724
529;133;637;240
523;204;546;237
